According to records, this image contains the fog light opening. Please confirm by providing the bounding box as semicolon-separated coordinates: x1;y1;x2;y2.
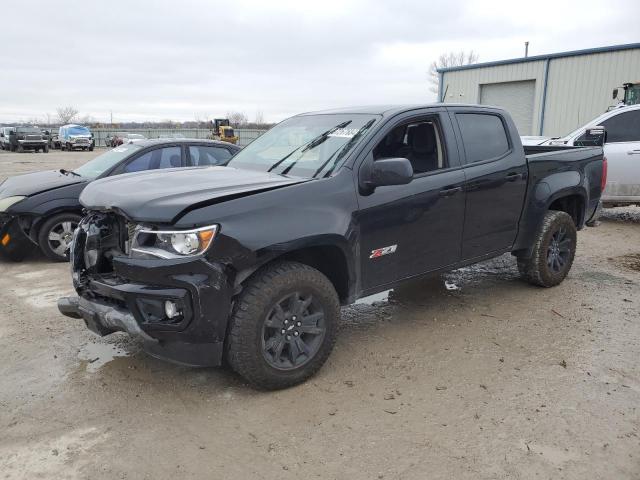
164;301;181;319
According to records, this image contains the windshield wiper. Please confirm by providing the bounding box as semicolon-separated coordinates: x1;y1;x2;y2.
267;121;352;174
301;120;352;153
60;168;81;177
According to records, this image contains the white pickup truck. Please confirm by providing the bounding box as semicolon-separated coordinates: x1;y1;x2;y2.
522;104;640;207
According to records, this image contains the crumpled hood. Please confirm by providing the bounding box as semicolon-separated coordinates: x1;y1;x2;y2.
79;166;308;223
0;170;86;198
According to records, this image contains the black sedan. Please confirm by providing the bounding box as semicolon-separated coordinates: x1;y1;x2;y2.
0;139;240;261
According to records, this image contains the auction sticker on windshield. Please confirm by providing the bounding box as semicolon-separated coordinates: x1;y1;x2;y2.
328;128;361;138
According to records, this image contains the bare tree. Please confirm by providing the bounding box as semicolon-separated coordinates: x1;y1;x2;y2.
254;111;265;125
428;51;479;94
226;111;248;127
78;114;96;125
56;106;79;124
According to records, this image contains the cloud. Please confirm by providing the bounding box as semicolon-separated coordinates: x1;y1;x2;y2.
0;0;637;123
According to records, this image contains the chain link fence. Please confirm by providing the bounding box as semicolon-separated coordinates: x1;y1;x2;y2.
90;128;267;148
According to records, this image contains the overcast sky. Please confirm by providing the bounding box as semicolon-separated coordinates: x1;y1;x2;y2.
1;0;638;124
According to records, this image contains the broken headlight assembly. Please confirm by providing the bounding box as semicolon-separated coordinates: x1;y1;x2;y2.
130;225;218;259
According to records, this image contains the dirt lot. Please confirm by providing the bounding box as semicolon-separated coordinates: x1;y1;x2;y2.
0;149;639;479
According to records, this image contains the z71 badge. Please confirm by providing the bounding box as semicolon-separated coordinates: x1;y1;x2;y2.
369;245;397;259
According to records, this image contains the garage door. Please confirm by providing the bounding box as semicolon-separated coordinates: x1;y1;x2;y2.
480;80;535;135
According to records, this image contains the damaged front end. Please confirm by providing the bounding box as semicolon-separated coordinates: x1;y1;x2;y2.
58;211;235;367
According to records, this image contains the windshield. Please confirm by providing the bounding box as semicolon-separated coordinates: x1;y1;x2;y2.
73;144;142;178
226;114;379;178
68;126;90;136
17;127;41;134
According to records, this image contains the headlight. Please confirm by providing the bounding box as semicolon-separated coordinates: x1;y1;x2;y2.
130;225;218;259
0;196;26;212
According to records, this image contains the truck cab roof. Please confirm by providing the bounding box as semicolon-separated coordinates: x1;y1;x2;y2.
299;103;500;117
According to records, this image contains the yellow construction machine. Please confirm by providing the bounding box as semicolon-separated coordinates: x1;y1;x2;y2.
213;118;239;145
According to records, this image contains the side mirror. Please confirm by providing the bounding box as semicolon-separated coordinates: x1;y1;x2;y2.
575;126;606;147
361;157;413;193
612;88;619;100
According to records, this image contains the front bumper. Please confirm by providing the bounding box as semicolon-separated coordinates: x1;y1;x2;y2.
58;240;235;367
0;214;32;258
17;140;47;148
67;139;93;148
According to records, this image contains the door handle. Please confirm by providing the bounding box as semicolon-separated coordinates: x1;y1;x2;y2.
505;172;523;182
439;186;462;197
627;150;640;155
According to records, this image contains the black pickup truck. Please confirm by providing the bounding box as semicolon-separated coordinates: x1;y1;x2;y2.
58;105;605;389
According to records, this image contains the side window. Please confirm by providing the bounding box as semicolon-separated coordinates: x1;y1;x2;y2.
599;110;640;143
124;151;153;173
372;118;446;175
456;113;510;163
157;146;183;169
189;146;233;166
123;146;182;173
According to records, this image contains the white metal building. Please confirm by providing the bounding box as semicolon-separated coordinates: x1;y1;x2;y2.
437;43;640;136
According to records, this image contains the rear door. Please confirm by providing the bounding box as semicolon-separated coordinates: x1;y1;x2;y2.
448;107;528;260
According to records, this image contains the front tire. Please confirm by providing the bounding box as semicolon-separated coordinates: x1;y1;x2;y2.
37;213;81;262
518;210;577;287
226;261;339;390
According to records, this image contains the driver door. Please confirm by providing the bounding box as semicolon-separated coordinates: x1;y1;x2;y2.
355;111;466;293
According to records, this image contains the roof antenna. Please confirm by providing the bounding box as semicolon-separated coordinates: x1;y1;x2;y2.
525;41;529;58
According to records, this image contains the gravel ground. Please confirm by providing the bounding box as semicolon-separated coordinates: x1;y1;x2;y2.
0;150;639;479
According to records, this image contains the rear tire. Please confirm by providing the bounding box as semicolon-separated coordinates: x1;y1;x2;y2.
518;210;577;287
226;261;339;390
37;213;81;262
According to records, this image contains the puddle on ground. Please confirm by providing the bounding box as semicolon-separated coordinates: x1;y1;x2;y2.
78;342;131;372
578;270;631;284
518;440;579;465
614;253;640;272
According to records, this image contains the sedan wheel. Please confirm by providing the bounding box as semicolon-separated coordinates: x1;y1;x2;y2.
37;213;82;262
48;221;76;257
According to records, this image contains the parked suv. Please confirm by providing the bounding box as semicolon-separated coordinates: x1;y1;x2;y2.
0;127;15;150
522;104;640;207
59;124;95;151
4;126;49;152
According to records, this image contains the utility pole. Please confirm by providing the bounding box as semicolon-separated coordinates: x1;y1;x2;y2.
110;110;113;126
525;41;529;58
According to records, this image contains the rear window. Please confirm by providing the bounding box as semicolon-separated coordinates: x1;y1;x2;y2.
456;113;510;163
189;145;233;166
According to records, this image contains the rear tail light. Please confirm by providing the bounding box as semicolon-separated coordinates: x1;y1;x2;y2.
601;156;608;193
